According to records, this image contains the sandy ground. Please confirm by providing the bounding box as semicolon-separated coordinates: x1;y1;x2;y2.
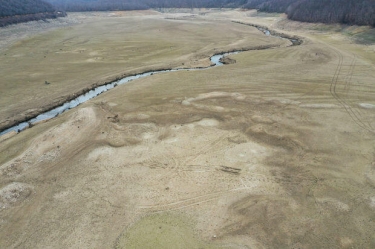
0;10;285;132
1;9;375;249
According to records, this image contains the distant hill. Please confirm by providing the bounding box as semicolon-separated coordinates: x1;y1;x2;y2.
0;0;66;27
44;0;148;12
11;0;374;27
44;0;247;12
0;0;55;17
244;0;375;26
243;0;294;13
45;0;375;27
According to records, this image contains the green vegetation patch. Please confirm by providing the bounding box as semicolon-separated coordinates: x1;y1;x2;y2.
115;213;221;249
253;11;281;18
309;23;375;44
340;25;375;44
352;28;375;44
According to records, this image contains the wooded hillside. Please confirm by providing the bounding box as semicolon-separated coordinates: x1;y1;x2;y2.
0;0;66;27
243;0;294;13
0;0;55;17
3;0;374;27
244;0;375;26
44;0;375;26
44;0;248;11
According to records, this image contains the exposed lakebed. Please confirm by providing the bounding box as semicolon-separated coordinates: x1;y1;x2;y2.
0;25;302;136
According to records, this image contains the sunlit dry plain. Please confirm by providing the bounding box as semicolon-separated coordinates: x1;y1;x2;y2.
0;10;284;131
1;9;375;249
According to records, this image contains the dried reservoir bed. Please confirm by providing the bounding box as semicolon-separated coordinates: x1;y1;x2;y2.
1;9;375;249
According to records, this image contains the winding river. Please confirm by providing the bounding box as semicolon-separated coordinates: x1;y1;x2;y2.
0;25;302;136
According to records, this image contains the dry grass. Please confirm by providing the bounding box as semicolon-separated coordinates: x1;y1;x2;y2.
0;11;284;131
1;9;375;249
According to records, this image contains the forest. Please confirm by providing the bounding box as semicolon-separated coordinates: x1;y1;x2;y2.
0;0;66;27
44;0;375;26
244;0;375;26
1;0;374;27
44;0;248;11
0;0;55;17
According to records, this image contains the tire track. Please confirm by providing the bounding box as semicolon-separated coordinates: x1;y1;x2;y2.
182;132;228;166
138;190;231;212
138;171;317;212
329;48;375;134
341;55;374;131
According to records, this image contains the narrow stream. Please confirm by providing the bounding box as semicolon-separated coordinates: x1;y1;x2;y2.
0;25;299;136
0;52;237;136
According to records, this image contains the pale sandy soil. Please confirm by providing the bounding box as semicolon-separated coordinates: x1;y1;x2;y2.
0;10;285;132
1;9;375;249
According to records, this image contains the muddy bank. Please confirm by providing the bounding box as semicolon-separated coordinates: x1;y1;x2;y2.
0;47;266;135
219;57;236;64
232;21;304;46
0;71;169;133
0;68;169;133
0;56;228;135
0;24;302;136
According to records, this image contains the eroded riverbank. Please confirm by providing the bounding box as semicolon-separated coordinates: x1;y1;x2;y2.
0;23;301;136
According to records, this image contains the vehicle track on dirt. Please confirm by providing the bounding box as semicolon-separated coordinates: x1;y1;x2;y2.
181;133;228;166
329;48;375;134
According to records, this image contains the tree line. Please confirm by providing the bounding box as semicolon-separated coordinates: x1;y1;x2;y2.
244;0;375;26
1;0;374;27
0;0;66;27
0;0;56;17
44;0;375;26
44;0;248;11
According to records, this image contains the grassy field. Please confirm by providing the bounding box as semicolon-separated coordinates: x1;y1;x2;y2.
1;9;375;249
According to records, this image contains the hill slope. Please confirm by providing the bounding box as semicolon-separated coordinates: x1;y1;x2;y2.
45;0;248;11
0;0;56;17
244;0;375;26
4;0;374;27
0;0;65;27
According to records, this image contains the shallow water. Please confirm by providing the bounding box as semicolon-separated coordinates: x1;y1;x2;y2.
0;53;236;135
0;26;294;136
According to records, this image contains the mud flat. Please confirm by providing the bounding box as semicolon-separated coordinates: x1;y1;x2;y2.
1;9;375;249
0;24;297;136
0;11;287;133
